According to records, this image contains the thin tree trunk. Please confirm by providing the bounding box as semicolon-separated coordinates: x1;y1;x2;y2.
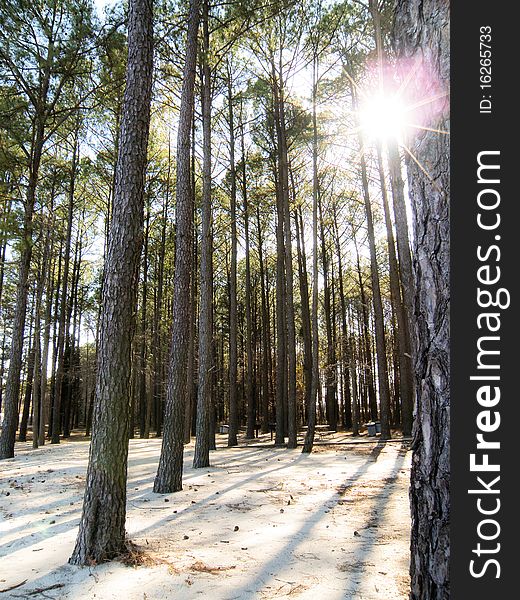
242;122;254;440
295;207;312;422
18;341;35;442
193;0;213;469
184;202;197;444
256;207;270;433
38;222;56;446
332;206;352;429
154;0;200;493
376;146;413;435
355;110;392;439
303;53;320;453
318;194;337;431
152;175;168;437
52;129;79;444
62;222;82;438
227;58;239;448
278;66;297;449
139;204;150;438
0;117;45;459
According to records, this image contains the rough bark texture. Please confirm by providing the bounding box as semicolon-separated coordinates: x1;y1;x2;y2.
69;0;153;564
394;1;450;598
154;0;200;493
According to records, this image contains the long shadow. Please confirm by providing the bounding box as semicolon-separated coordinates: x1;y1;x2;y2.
119;456;411;600
331;442;410;598
2;445;409;599
0;446;298;560
125;447;287;503
129;449;307;539
2;441;274;483
0;448;309;594
0;513;80;556
0;486;86;543
224;444;408;600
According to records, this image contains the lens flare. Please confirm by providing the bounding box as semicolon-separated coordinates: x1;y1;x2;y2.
358;93;407;142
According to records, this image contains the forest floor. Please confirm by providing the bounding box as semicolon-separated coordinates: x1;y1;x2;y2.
0;432;412;600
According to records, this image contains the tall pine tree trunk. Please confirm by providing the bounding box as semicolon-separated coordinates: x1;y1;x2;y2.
277;76;297;449
356;120;392;440
0;118;44;459
154;0;200;493
243;153;255;440
256;207;270;433
52;128;79;443
69;0;153;563
226;58;239;448
303;54;320;453
377;147;413;435
193;0;213;469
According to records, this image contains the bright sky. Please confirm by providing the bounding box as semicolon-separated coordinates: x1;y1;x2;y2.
94;0;117;18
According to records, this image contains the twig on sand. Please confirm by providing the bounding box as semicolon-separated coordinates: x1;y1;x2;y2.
0;579;27;593
11;583;64;596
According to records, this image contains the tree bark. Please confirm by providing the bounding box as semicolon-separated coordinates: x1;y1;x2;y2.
139;205;150;438
303;53;320;453
242;129;255;441
154;0;200;493
377;146;413;435
32;219;52;448
226;58;239;448
69;0;153;564
0;117;44;459
276;60;297;449
356;119;392;440
256;207;270;433
271;58;286;447
38;218;56;446
52;129;79;443
332;205;352;429
295;207;312;422
193;0;213;469
394;1;450;598
318;194;337;432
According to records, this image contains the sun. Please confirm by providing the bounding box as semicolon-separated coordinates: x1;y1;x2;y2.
358;92;407;143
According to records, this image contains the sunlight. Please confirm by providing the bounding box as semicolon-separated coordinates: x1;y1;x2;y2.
358;92;407;143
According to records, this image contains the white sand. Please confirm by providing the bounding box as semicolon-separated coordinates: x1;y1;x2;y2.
0;436;411;599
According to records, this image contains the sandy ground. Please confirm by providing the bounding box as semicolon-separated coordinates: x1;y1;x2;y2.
0;434;411;599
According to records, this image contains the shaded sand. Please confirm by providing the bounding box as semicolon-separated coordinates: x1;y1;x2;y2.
0;435;411;599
